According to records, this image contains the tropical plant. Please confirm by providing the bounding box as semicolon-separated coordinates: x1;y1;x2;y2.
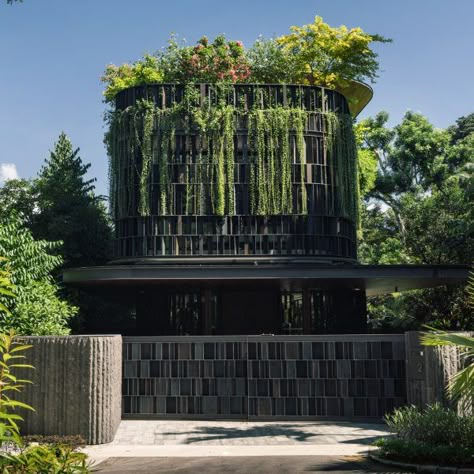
12;281;77;336
420;324;474;413
0;330;34;446
0;443;90;473
0;215;77;335
375;403;474;465
0;258;15;315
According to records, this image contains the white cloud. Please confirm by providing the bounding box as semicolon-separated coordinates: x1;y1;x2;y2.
0;163;19;184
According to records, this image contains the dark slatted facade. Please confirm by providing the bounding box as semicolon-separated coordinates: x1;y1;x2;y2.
112;84;357;262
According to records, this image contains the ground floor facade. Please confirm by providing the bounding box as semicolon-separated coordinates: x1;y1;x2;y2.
122;334;406;419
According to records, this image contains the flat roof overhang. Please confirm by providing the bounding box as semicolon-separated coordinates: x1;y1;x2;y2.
63;262;470;297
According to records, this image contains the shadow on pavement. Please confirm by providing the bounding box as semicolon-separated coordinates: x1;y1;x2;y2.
157;422;389;445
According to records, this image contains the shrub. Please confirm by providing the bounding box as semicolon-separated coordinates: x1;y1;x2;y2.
0;444;90;473
374;438;473;466
23;435;86;450
375;404;474;466
0;330;34;446
101;17;390;101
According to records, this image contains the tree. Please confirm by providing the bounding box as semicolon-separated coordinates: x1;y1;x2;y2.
449;113;474;143
0;179;37;226
32;132;112;269
358;110;474;331
0;215;77;335
276;16;391;89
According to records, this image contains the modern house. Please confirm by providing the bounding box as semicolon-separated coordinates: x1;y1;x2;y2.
65;82;468;337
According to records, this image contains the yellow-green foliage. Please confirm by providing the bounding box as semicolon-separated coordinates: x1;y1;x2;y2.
276;16;391;89
102;54;163;102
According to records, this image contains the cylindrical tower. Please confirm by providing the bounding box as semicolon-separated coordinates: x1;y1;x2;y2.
107;84;358;263
101;83;366;335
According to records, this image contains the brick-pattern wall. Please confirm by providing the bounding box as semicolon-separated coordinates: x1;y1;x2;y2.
123;335;406;419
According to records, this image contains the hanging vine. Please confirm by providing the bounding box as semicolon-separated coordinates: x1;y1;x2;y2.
325;111;358;223
105;85;358;225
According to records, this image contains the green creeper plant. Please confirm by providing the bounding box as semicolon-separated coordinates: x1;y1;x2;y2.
106;86;359;223
0;330;34;446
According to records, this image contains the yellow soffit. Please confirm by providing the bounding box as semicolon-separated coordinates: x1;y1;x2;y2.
334;80;373;117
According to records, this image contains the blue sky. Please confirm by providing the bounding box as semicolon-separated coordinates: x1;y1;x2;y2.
1;0;473;196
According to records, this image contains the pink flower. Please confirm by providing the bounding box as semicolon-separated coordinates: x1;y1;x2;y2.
235;41;243;48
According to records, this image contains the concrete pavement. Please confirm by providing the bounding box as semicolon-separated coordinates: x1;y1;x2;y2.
85;420;391;468
94;455;411;473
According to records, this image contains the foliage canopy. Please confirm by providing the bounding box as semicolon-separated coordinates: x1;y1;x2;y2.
101;17;390;102
358;110;474;331
0;215;77;335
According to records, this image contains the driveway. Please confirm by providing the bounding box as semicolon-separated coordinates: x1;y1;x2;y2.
86;420;392;470
94;455;410;473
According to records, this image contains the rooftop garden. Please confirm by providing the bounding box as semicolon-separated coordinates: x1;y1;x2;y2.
101;16;390;109
102;17;391;222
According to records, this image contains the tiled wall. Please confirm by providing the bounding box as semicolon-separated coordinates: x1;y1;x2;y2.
122;335;406;419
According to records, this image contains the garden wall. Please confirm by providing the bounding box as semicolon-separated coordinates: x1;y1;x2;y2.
405;331;473;416
122;334;407;419
18;335;122;445
13;331;470;445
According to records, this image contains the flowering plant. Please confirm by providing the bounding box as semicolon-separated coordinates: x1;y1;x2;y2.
101;18;389;102
178;35;250;83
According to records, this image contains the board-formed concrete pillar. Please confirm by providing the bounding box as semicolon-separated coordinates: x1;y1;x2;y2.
405;331;472;415
17;335;122;444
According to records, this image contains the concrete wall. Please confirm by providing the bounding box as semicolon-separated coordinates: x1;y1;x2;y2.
18;335;122;445
405;331;473;415
123;335;406;419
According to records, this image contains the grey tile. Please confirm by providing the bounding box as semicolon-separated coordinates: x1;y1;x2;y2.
285;342;299;359
336;360;351;379
202;396;218;415
303;342;312;360
124;361;137;378
194;343;204;360
258;398;271;416
131;344;141;361
286;361;296;379
140;361;150;378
